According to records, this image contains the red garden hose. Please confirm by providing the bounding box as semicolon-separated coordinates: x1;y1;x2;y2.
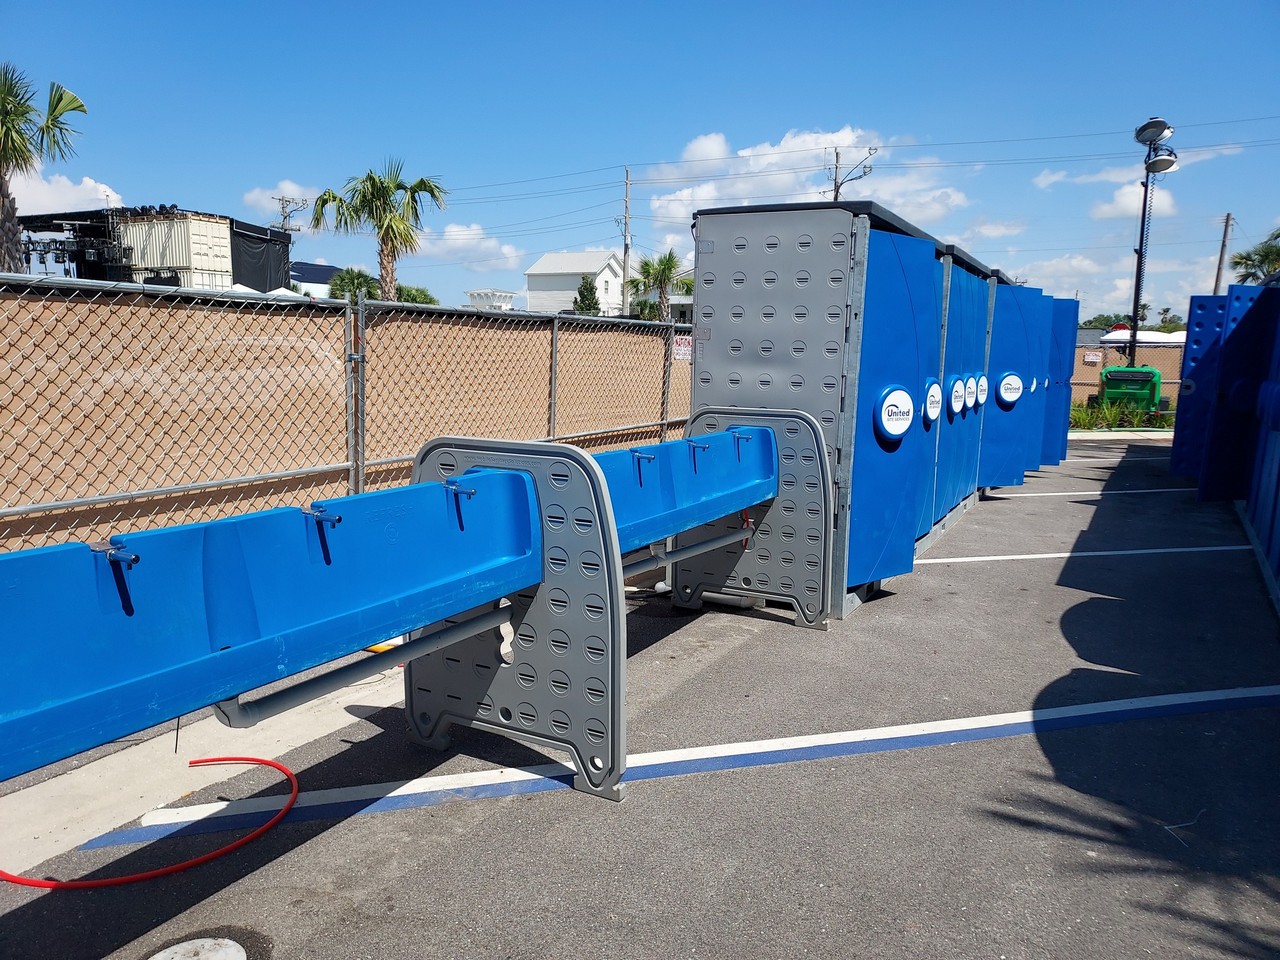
0;756;298;889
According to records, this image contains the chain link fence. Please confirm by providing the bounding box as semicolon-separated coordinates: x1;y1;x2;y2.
1071;342;1185;406
0;275;691;551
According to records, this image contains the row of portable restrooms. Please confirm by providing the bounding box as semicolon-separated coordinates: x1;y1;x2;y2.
688;202;1078;594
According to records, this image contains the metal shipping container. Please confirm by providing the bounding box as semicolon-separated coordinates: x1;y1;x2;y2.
119;214;233;274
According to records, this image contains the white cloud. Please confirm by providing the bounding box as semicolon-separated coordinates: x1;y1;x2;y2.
416;223;525;271
242;179;321;216
1091;181;1177;220
10;163;122;214
648;126;969;228
1074;164;1143;186
943;219;1025;247
1033;170;1068;189
682;132;732;165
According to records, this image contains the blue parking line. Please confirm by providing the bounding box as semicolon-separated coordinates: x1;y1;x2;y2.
82;685;1280;851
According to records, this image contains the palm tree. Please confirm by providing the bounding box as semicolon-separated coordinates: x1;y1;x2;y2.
327;267;380;302
626;249;693;322
309;159;446;301
0;63;87;273
1230;228;1280;284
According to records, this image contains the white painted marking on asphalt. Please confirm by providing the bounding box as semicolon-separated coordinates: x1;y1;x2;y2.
141;684;1280;828
1060;456;1170;463
915;544;1252;565
994;487;1191;498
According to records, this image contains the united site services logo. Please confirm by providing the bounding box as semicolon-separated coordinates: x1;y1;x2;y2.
998;373;1024;405
924;381;943;422
878;388;915;439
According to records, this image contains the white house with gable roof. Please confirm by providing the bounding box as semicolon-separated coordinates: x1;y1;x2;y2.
525;251;623;315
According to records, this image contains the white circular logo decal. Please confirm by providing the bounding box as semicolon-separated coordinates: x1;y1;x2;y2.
924;381;943;422
976;375;989;405
949;378;965;415
964;377;978;410
998;373;1024;405
878;388;915;438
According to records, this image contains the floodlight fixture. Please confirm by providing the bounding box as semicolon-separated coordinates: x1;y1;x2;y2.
1145;147;1179;174
1135;118;1174;145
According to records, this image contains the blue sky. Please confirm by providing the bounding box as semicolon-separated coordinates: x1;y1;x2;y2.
11;0;1279;319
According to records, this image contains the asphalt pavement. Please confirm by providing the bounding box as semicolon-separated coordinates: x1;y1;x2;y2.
2;435;1279;960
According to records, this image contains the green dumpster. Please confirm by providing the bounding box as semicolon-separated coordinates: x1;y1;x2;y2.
1099;365;1162;410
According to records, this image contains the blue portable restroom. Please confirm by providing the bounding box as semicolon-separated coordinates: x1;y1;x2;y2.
915;254;946;540
688;202;941;614
934;249;993;525
1043;298;1079;465
851;223;941;586
1019;289;1053;473
977;276;1036;488
956;251;993;508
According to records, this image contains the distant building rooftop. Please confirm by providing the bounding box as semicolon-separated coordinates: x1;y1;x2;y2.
290;262;340;285
525;251;619;275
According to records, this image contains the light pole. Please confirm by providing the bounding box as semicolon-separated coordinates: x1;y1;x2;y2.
1128;118;1178;367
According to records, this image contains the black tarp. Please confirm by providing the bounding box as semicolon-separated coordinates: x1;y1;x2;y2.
229;219;291;291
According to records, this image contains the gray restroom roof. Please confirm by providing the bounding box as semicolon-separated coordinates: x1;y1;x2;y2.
692;201;1000;281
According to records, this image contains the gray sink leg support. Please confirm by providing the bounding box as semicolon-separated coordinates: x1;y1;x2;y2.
402;437;627;801
672;407;834;630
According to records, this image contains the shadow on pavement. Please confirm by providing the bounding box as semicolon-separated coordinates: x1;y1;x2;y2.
988;442;1280;958
0;603;702;959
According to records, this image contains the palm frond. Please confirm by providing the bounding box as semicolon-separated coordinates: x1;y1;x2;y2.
0;63;40;175
35;82;86;164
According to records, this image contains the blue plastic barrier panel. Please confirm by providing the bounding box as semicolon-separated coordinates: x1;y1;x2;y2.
1170;295;1229;478
1199;286;1280;501
593;428;779;555
978;283;1035;488
0;471;543;782
847;228;939;586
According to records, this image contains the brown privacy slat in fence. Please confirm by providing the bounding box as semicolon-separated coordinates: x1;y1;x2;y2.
0;280;691;550
362;307;555;462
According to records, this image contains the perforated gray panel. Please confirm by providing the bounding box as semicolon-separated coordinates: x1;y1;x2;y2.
691;208;859;465
673;408;833;629
692;209;867;610
403;438;626;800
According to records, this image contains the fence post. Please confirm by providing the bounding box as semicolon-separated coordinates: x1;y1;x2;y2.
659;320;674;441
547;315;560;440
346;293;367;494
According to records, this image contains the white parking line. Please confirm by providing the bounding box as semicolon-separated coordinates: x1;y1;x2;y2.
916;544;1252;564
994;487;1191;498
1060;456;1170;463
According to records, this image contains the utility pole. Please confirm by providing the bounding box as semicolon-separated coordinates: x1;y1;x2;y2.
621;167;631;317
828;146;876;200
272;196;311;233
1213;212;1233;295
272;196;311;292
